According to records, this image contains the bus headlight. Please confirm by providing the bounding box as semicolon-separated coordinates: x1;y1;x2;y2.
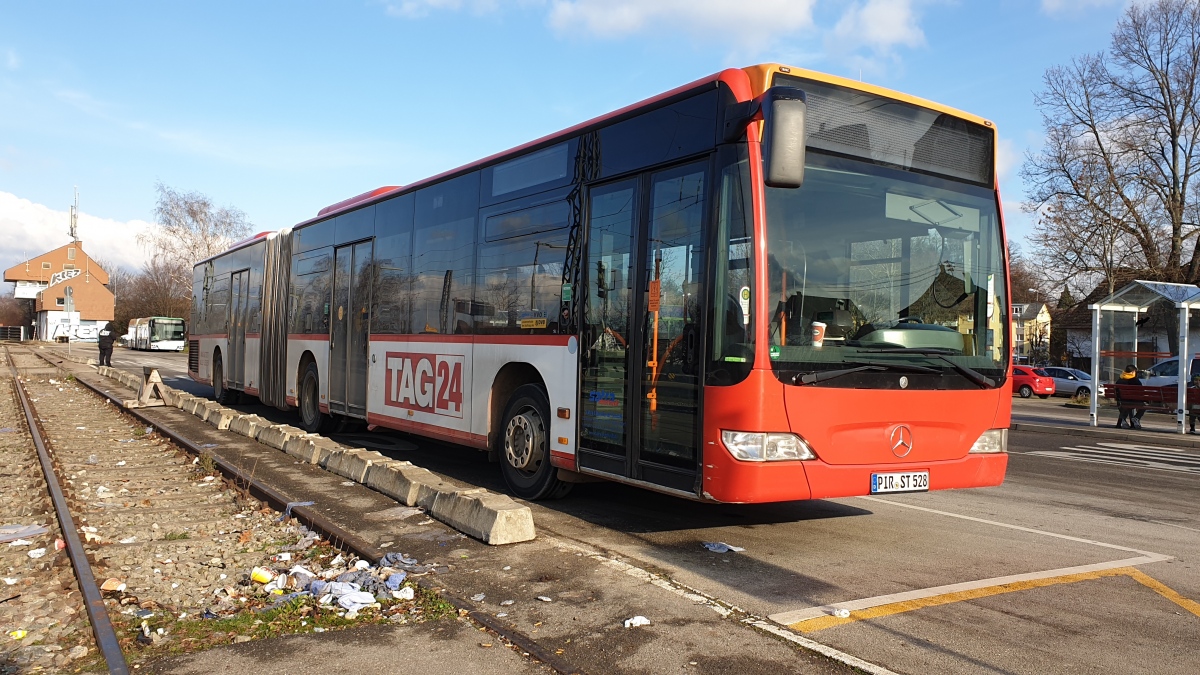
721;431;817;461
968;429;1008;454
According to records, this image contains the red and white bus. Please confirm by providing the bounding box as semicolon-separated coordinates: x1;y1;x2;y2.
190;63;1011;503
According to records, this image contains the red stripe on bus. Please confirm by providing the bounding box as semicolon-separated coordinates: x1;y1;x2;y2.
287;334;330;341
190;334;227;339
319;403;329;414
369;334;573;346
244;387;259;395
285;395;297;406
366;412;489;449
245;333;261;339
550;450;575;470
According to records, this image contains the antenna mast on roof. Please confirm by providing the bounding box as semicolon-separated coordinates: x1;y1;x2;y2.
68;187;79;243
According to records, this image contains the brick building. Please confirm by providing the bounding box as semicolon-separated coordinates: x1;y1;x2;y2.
3;241;114;341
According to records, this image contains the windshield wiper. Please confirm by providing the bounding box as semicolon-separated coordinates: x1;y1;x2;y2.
857;347;996;389
792;361;940;385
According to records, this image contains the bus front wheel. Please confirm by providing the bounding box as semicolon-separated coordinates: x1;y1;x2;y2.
499;385;572;501
298;362;329;433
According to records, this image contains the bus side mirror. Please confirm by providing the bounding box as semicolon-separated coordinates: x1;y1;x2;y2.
723;86;807;188
761;87;807;188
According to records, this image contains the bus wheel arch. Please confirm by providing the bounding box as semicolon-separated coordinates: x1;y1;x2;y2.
490;365;571;500
212;347;233;405
297;352;328;433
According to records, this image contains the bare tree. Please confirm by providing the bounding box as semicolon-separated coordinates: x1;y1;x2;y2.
1023;0;1200;297
141;182;252;299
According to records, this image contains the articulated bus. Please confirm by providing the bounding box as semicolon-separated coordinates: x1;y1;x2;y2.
190;63;1011;502
128;317;187;351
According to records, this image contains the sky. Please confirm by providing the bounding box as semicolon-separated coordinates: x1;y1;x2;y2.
0;0;1134;275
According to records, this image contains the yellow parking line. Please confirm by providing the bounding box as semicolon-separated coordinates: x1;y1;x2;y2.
790;567;1133;633
1126;569;1200;618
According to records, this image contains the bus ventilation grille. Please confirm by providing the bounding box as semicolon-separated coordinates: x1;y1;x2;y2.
188;341;199;373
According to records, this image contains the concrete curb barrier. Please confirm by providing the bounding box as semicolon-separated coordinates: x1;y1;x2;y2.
431;489;537;545
86;361;536;545
228;414;273;440
257;424;306;451
326;448;389;483
205;407;240;430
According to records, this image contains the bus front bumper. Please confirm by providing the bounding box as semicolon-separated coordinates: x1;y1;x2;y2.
700;452;1008;504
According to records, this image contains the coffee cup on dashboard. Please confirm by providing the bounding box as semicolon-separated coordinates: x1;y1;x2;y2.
811;321;826;347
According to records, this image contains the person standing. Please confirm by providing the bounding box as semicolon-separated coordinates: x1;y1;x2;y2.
1115;364;1144;429
97;321;117;367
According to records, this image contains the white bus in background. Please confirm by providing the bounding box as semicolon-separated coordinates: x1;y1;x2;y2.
129;317;186;351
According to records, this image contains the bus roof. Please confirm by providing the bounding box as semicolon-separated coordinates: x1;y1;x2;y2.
200;62;993;267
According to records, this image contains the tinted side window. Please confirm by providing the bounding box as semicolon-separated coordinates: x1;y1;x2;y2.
413;173;479;334
1014;367;1027;376
294;218;335;254
476;229;569;334
372;194;416;334
484;143;572;203
599;90;718;178
289;249;333;334
335;205;375;246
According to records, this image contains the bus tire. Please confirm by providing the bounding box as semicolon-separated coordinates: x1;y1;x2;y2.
213;352;233;405
298;361;329;433
498;384;572;501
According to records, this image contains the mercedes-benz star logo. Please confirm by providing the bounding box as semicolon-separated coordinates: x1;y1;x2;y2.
889;425;913;458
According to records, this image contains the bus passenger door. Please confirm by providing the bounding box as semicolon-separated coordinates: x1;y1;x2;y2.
577;162;707;494
228;270;250;388
579;179;637;474
635;163;707;492
329;241;373;417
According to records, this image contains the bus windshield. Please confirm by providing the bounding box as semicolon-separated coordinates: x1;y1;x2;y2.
765;153;1008;388
151;320;185;342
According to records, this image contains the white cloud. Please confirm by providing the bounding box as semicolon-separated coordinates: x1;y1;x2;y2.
4;49;18;71
996;137;1019;183
382;0;505;18
1040;0;1123;15
0;192;151;275
547;0;817;46
833;0;924;53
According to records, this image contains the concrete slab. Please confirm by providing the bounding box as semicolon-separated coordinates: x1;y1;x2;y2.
256;424;305;451
430;488;536;545
325;448;388;483
205;407;240;430
228;414;273;440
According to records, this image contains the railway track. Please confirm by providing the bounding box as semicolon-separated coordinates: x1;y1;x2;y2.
0;345;342;673
2;345;581;674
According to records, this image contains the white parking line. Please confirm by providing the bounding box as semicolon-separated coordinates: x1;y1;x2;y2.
768;496;1173;628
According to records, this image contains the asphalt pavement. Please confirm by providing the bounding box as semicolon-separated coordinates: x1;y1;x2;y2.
91;347;1200;674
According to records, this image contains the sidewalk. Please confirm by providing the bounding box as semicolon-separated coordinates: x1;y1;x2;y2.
1011;398;1200;448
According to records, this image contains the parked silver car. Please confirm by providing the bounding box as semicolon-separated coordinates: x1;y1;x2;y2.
1040;367;1095;398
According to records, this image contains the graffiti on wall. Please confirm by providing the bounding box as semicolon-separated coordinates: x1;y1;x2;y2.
44;323;100;342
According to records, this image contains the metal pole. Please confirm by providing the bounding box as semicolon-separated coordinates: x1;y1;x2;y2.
1090;305;1101;426
1178;305;1189;434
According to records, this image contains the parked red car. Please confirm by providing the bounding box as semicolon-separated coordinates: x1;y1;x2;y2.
1012;365;1056;399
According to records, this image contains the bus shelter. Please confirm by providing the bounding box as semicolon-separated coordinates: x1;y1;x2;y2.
1088;280;1200;432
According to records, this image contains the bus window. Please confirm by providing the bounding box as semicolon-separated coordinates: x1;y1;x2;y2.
413;173;479;334
476;229;569;334
372;194;415;335
708;146;755;385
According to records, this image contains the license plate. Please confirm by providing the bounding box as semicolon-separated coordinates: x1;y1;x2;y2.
870;471;929;494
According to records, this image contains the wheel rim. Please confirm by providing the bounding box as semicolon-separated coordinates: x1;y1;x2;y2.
504;407;545;475
1020;386;1031;398
1078;387;1089;398
301;373;319;428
